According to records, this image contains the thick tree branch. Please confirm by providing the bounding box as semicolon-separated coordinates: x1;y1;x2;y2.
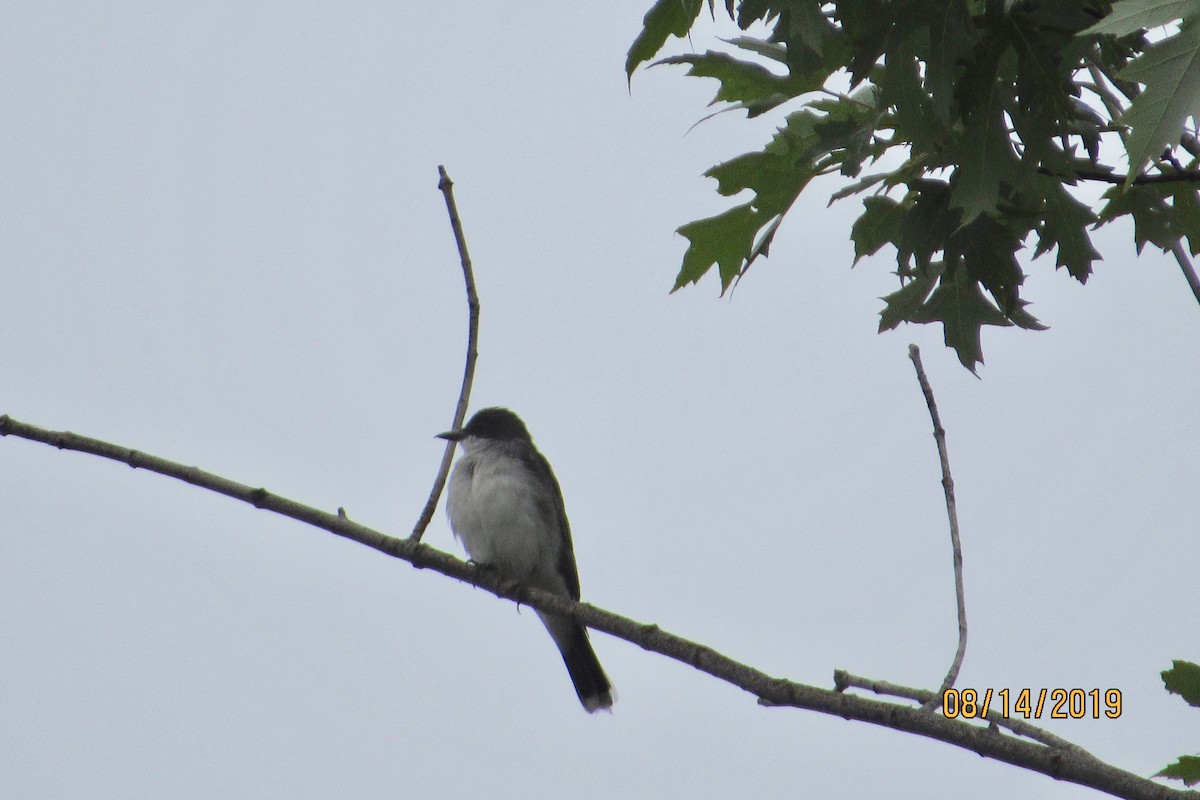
0;413;1194;800
908;345;968;703
410;166;480;541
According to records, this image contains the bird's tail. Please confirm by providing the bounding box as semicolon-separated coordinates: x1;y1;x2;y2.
540;612;614;713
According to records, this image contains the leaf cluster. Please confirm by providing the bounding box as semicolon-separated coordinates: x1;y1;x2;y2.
1158;660;1200;786
628;0;1200;369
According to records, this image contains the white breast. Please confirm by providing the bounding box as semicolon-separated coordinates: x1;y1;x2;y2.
446;444;561;589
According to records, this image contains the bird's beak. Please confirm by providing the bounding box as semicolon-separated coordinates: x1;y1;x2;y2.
436;429;466;442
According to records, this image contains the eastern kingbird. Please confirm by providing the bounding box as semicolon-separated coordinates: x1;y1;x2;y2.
438;407;614;713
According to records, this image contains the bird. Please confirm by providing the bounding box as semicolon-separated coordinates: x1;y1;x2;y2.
437;407;614;713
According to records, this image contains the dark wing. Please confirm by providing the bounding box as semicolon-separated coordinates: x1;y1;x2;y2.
520;444;582;601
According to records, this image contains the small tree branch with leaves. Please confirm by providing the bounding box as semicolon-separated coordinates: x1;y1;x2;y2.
627;0;1200;370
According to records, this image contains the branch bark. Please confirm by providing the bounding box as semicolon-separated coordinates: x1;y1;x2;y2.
834;670;1079;751
1171;241;1200;308
410;166;480;541
908;344;968;703
0;413;1193;800
1057;167;1200;185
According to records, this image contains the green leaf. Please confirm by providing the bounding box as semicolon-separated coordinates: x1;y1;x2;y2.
835;0;894;87
1082;0;1200;36
829;171;890;203
1103;183;1200;253
1009;3;1097;171
1163;660;1200;706
656;51;823;116
926;1;978;122
706;110;821;205
852;196;906;263
880;261;1013;371
1118;20;1200;176
920;267;1013;372
626;0;704;80
898;181;957;272
723;36;788;64
674;203;771;291
879;266;939;332
1034;179;1102;281
734;0;785;28
878;44;942;150
951;76;1015;222
1157;755;1200;786
672;110;824;291
1005;299;1048;331
945;214;1028;317
1097;183;1179;251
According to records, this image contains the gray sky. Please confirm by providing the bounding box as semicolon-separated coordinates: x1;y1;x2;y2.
2;3;1197;798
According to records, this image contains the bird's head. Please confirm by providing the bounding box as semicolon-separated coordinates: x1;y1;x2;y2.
436;407;532;443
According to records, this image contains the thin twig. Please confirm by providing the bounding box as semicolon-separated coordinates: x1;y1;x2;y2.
1085;60;1200;308
833;671;1080;751
1170;242;1200;307
908;345;968;704
1059;167;1200;185
410;166;481;541
0;413;1192;800
1085;61;1129;129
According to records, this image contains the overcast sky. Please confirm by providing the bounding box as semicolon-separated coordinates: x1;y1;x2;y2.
2;3;1198;799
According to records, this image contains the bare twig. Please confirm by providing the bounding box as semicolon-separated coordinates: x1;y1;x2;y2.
908;345;968;703
1171;241;1200;307
0;413;1193;800
833;671;1079;751
410;166;481;541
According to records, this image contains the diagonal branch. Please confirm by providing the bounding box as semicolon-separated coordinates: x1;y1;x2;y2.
908;345;968;703
0;413;1193;800
1171;241;1200;307
410;166;481;541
